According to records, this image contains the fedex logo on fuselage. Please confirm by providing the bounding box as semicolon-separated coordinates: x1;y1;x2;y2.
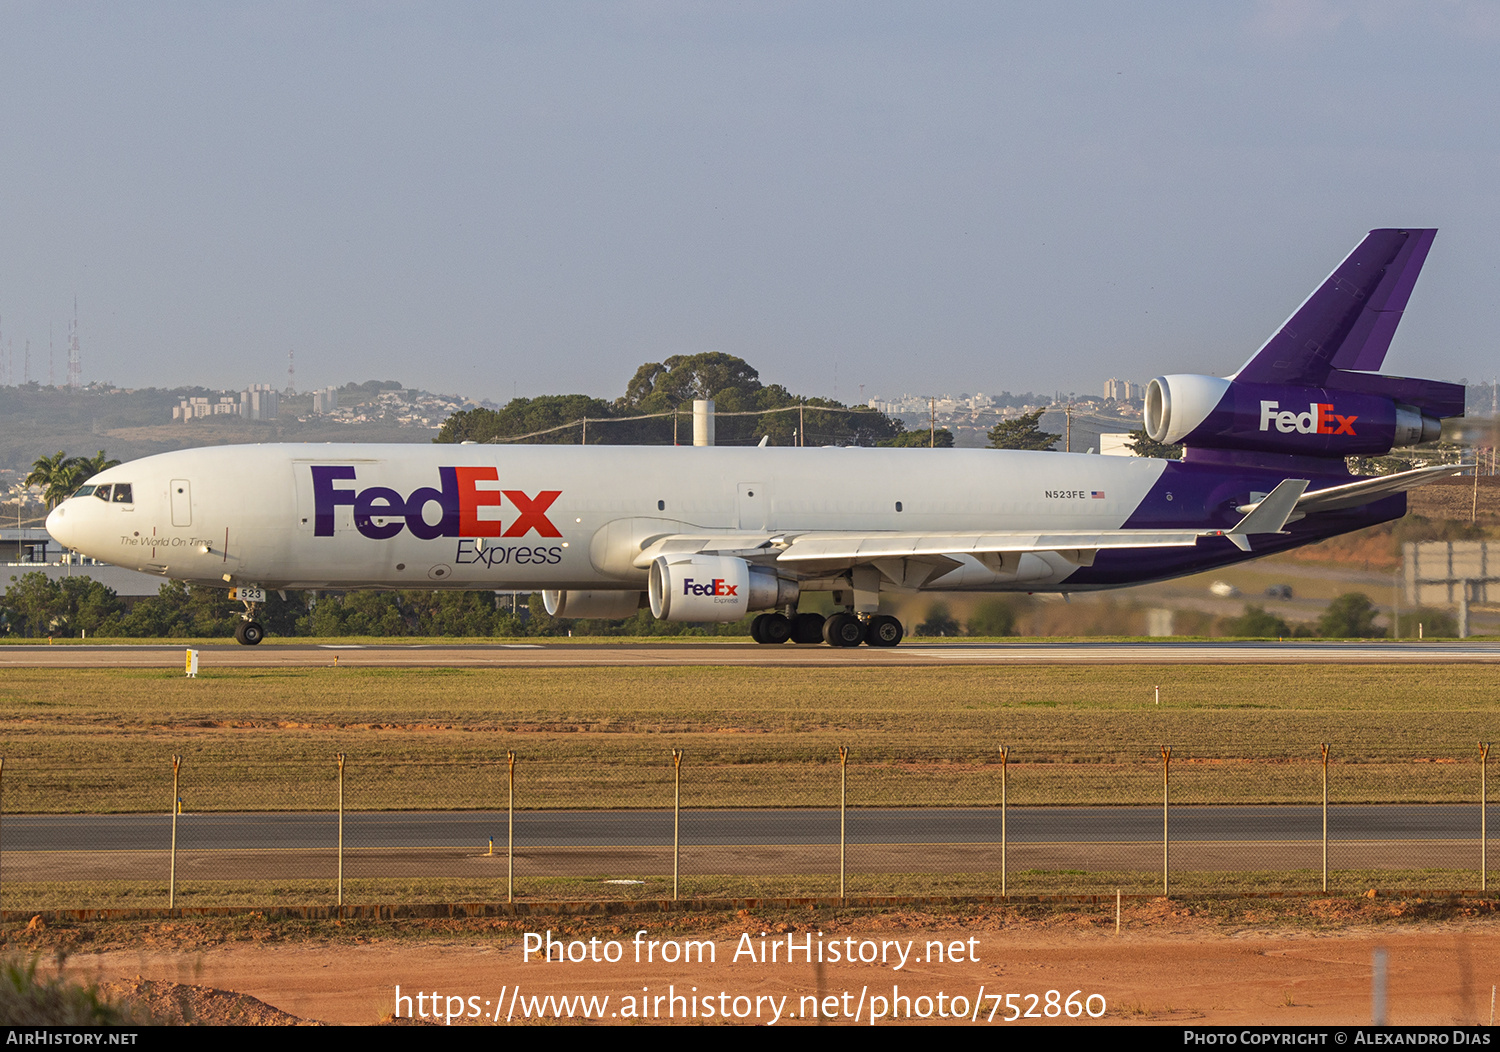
311;466;561;540
1258;401;1357;436
682;578;738;597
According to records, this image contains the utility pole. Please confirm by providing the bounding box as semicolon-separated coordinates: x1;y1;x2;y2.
930;397;936;448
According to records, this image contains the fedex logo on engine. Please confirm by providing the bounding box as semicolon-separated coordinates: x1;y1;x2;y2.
311;466;560;540
682;578;738;598
1258;401;1358;436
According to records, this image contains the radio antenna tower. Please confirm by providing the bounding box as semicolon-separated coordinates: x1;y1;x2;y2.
67;298;82;390
286;349;296;395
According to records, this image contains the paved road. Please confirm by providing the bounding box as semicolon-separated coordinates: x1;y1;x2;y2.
3;640;1499;668
3;805;1494;851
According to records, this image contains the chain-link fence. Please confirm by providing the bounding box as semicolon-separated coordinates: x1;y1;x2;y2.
0;744;1492;910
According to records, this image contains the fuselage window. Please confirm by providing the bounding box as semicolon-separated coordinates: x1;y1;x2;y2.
112;484;133;503
93;486;113;502
895;501;903;512
658;500;665;511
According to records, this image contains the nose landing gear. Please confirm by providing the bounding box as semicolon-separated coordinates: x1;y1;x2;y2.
233;620;265;646
231;585;267;646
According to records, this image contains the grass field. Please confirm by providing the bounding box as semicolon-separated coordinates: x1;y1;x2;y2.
3;868;1488;911
0;664;1496;810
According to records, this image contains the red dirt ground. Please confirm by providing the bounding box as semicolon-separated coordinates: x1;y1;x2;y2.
12;898;1500;1025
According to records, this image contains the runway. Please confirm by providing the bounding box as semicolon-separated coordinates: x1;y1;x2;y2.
3;805;1494;850
2;807;1489;884
3;639;1499;668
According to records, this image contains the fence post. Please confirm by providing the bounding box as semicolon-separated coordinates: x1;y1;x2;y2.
1160;745;1171;897
672;749;684;901
169;755;181;909
999;745;1009;898
336;753;345;909
838;746;849;901
507;750;516;904
1321;743;1330;893
1482;742;1490;893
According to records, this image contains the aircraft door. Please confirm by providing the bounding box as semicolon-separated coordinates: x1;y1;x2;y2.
170;480;192;527
737;483;769;530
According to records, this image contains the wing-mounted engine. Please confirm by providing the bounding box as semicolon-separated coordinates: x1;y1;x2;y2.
648;554;799;622
1145;374;1446;458
542;590;647;618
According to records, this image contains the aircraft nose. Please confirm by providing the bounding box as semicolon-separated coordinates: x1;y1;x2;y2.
45;501;78;550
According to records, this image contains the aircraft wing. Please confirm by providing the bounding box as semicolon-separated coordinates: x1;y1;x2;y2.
633;526;1232;587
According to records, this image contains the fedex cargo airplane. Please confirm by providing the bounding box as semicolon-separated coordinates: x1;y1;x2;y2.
46;229;1466;647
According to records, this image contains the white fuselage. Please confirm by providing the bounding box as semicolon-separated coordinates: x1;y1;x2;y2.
45;443;1170;593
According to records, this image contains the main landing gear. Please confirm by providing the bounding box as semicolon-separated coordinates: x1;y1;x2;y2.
750;611;904;648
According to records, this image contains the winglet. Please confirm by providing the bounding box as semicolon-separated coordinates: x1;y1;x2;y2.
1226;478;1310;551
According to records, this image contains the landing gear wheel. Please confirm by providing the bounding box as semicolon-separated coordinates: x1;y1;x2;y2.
750;614;766;643
823;612;865;647
864;614;904;647
235;620;265;646
757;613;791;644
791;612;826;645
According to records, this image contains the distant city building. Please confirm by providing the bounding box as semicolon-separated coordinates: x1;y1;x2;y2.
1103;378;1144;402
312;386;339;414
241;384;279;421
172;395;240;421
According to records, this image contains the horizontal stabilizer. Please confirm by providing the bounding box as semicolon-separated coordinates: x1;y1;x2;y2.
1294;463;1465;514
1226;478;1309;551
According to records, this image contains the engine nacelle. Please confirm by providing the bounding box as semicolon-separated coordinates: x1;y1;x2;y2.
542;590;646;619
1144;374;1440;457
648;554;800;622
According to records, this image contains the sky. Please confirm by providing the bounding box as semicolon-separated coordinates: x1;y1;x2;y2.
1;1;1497;404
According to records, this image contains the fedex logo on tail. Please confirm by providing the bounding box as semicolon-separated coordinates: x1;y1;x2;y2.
1258;401;1358;436
312;466;560;540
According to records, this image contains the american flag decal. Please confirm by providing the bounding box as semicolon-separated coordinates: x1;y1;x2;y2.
1091;491;1105;499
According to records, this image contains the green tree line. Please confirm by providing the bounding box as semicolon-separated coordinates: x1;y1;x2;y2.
0;573;751;639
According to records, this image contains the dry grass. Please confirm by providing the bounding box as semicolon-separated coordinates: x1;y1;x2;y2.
0;665;1496;810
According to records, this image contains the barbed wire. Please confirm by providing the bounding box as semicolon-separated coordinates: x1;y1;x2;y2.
481;402;880;444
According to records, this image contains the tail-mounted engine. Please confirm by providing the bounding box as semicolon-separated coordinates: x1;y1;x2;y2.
1144;374;1450;458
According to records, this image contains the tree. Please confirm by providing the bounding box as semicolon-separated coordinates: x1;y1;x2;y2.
618;352;762;411
1125;428;1183;459
987;410;1059;451
24;450;120;507
26;452;78;508
1316;593;1386;638
878;427;955;448
1221;604;1290;638
914;601;960;636
967;597;1022;636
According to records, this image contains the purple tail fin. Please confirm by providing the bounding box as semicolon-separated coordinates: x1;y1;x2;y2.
1235;228;1436;386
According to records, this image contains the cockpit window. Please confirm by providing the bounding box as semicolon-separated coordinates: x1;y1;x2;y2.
93;485;112;502
73;485;97;499
111;484;133;503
